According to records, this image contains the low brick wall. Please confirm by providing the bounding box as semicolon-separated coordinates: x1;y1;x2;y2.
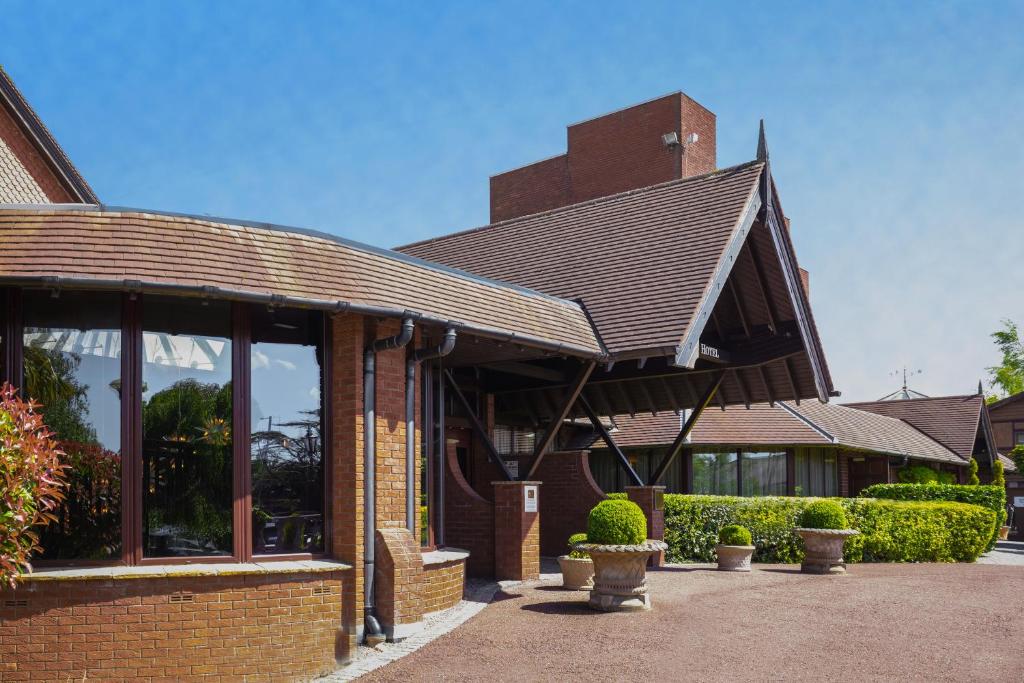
533;450;606;557
0;563;349;683
421;550;468;614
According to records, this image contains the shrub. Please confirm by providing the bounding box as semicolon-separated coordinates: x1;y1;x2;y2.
0;384;68;587
567;532;589;559
605;492;627;500
1011;445;1024;475
587;499;647;545
936;471;956;485
992;460;1006;488
662;494;994;564
968;458;980;485
897;464;939;485
860;483;1006;551
799;500;848;529
718;524;752;546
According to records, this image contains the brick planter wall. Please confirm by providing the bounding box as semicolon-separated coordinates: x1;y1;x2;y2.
421;552;467;614
0;569;345;683
533;450;606;557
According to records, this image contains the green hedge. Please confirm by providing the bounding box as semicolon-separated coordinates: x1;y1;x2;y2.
663;494;995;564
860;483;1006;551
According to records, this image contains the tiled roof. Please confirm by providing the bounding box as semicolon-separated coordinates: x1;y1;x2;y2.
0;66;97;203
0;136;49;203
844;395;986;462
605;400;962;464
399;161;765;357
0;207;603;357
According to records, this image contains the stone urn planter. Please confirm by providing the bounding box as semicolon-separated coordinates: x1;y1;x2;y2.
998;525;1010;541
575;541;668;611
557;555;595;590
795;528;860;574
715;544;754;572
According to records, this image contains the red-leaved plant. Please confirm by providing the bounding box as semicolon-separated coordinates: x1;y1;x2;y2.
0;383;68;587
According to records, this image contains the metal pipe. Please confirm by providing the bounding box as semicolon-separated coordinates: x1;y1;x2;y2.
363;317;414;641
406;328;457;532
437;359;446;547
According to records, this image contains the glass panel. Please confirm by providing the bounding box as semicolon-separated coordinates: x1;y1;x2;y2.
823;452;838;497
23;291;122;560
250;307;324;555
691;451;738;495
142;297;233;558
741;451;787;496
794;449;809;497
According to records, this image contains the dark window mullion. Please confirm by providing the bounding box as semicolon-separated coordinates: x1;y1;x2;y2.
233;303;252;563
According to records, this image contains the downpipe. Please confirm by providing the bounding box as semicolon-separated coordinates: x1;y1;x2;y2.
364;316;414;642
406;328;458;533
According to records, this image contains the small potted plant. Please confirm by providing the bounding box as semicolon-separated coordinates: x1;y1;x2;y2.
715;524;754;572
795;500;859;574
558;532;594;590
574;499;667;612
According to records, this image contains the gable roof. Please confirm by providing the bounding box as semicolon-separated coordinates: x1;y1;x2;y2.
988;391;1024;412
400;161;764;358
605;400;962;464
844;394;991;463
0;67;97;204
0;206;603;357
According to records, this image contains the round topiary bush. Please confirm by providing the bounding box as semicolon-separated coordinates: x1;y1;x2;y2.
587;499;647;545
567;532;589;559
718;524;752;546
798;500;848;530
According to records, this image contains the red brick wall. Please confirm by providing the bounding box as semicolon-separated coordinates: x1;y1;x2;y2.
490;154;570;223
0;571;344;683
533;451;606;557
374;528;424;633
493;482;540;581
0;103;75;203
444;440;495;577
490;92;717;222
331;313;366;658
838;452;850;497
421;559;465;614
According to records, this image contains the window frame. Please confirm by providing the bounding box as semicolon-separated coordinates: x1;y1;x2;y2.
5;289;330;568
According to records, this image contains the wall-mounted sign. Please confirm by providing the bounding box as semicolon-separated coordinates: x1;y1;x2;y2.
1014;496;1024;508
524;485;538;513
654;491;664;511
504;459;519;479
699;342;720;360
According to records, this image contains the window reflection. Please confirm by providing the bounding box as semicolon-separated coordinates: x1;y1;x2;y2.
250;307;324;555
692;451;737;495
142;298;233;557
22;290;122;560
741;451;787;496
794;448;838;497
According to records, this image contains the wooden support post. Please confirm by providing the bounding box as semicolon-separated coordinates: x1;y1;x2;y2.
649;373;724;485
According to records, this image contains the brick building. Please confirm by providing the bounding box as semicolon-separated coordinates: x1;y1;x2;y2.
1;69;839;682
981;391;1024;539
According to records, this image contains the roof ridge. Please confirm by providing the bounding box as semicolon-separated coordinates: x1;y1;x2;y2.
843;393;980;406
0;66;98;203
0;203;589;311
894;418;965;462
777;401;837;443
396;159;765;252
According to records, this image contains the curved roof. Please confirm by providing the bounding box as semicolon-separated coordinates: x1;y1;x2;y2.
0;206;603;357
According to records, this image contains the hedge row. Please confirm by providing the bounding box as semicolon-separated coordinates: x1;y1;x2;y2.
662;494;995;564
860;483;1006;551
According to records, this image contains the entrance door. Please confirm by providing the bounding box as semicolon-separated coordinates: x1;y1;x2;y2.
848;456;888;496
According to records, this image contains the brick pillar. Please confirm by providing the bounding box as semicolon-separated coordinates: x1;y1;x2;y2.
626;486;666;567
374;528;424;641
331;313;366;661
493;481;541;581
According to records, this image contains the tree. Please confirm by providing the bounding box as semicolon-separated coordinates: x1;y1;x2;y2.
1011;445;1024;479
967;457;980;485
987;319;1024;400
992;460;1006;488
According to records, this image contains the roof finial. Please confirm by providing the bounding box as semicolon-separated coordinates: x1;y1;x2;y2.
978;379;984;396
756;119;768;162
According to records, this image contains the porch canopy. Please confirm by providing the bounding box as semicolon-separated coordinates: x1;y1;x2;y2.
400;135;836;482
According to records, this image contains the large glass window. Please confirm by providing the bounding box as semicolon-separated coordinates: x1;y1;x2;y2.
794;448;838;497
142;298;233;558
692;451;738;495
741;450;787;496
22;291;122;560
250;307;324;555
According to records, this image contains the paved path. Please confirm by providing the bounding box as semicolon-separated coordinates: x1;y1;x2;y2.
978;540;1024;565
360;563;1020;682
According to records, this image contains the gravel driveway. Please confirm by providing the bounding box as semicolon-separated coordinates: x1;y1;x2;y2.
363;563;1019;681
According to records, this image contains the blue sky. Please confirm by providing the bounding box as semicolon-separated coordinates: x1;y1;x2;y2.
5;1;1023;402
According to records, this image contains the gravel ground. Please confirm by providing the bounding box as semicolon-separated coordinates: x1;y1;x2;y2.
362;563;1020;682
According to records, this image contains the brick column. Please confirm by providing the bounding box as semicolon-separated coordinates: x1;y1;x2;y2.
374;528;424;641
625;485;666;567
493;481;541;581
